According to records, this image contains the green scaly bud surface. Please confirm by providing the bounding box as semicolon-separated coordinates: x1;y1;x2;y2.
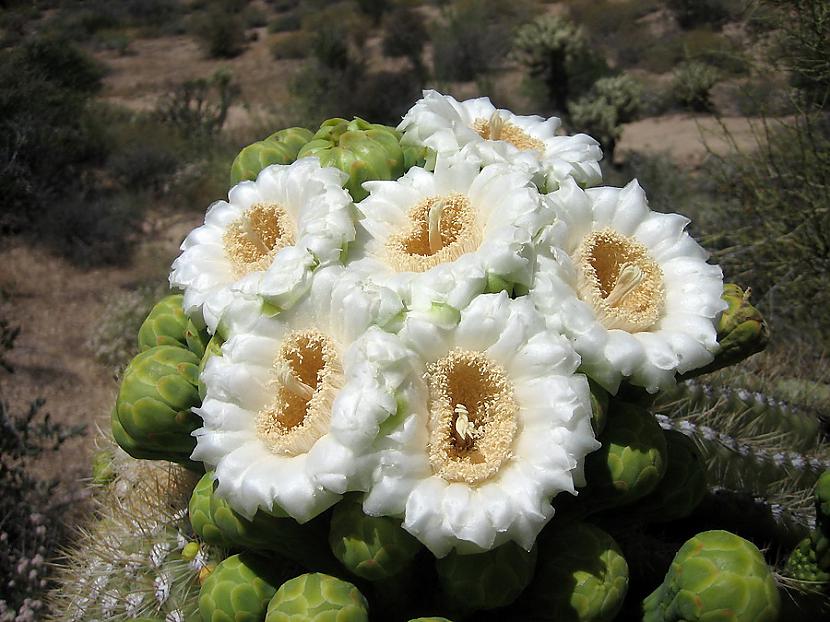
522;522;628;622
579;401;667;513
329;498;422;581
816;470;830;532
642;530;780;622
435;541;537;612
199;553;283;622
230;127;315;186
137;294;189;351
629;429;707;523
298;118;419;201
688;284;768;377
784;536;830;582
265;573;369;622
113;345;201;463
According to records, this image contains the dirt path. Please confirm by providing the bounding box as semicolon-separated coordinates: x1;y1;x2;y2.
0;212;200;493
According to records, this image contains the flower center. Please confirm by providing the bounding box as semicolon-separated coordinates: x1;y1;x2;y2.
256;329;342;456
223;202;295;276
426;349;518;485
575;228;665;332
472;111;544;152
385;193;482;273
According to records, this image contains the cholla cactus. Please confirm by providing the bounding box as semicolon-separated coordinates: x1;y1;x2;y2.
671;61;720;112
569;75;642;159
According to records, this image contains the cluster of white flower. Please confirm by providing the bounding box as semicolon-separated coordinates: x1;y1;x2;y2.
170;91;726;557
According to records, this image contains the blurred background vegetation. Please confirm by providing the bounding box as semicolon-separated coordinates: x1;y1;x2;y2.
0;0;828;617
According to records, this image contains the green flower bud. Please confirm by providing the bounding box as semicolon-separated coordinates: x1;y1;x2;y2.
113;346;201;463
189;471;339;573
643;530;780;622
688;284;768;377
298;117;410;201
198;335;224;401
265;573;369;622
816;470;830;532
199;553;283;622
579;401;667;513
230;127;315;186
629;429;707;523
436;541;537;612
783;536;830;582
329;498;422;581
137;294;189;351
522;522;628;622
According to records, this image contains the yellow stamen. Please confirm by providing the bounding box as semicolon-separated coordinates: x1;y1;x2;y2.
472;115;545;152
223;202;295;277
575;228;665;332
426;349;518;485
256;330;343;456
385;194;481;273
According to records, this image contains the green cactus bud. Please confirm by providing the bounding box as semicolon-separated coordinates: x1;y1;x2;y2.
184;318;210;359
436;541;537;612
784;536;830;582
199;553;283;622
687;284;768;377
137;294;189;351
113;346;201;462
189;471;340;573
265;573;369;622
580;401;667;513
643;530;780;622
522;522;628;622
588;378;609;436
90;447;115;486
298;117;409;201
629;429;707;523
230;127;315;186
816;470;830;530
198;335;224;401
329;498;422;581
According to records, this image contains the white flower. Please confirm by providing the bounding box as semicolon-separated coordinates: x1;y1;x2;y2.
192;267;398;523
169;158;354;334
354;156;544;316
532;179;727;393
398;90;603;189
359;292;599;557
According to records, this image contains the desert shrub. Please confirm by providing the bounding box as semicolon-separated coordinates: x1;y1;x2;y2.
666;0;740;29
512;14;608;114
705;115;830;346
0;35;106;234
302;2;371;71
569;74;642;159
243;4;267;28
356;0;387;24
270;31;311;59
671;61;720;111
269;11;301;32
0;323;86;619
768;0;830;101
191;0;247;58
155;69;241;140
433;0;536;82
382;6;427;73
108;142;179;193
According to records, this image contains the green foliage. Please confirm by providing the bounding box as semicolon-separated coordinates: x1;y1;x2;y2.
666;0;741;30
270;31;311;59
512;14;607;113
156;69;241;140
671;61;720;111
433;0;536;82
382;7;427;73
569;75;642;159
768;0;830;101
192;0;247;58
269;12;301;33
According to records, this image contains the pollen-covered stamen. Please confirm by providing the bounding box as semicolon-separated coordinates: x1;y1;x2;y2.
472;114;545;153
256;330;343;456
426;349;518;485
575;228;665;332
385;194;482;273
223;202;295;277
